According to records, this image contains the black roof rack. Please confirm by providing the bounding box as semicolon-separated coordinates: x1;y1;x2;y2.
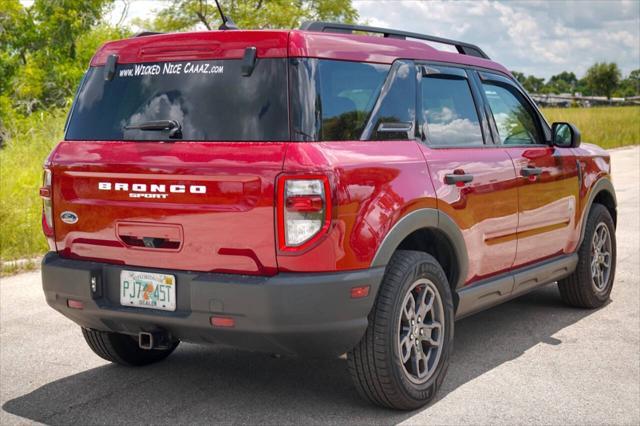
300;21;490;60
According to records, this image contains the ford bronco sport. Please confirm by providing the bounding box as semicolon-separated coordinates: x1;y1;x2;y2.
40;22;617;410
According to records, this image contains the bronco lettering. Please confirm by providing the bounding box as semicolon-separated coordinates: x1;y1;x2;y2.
98;182;206;196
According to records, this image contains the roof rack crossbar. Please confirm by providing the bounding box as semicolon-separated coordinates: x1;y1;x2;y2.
300;21;490;60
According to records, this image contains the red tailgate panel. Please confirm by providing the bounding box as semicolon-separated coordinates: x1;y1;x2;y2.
50;141;285;275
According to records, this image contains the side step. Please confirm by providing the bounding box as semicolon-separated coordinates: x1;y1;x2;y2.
455;254;578;319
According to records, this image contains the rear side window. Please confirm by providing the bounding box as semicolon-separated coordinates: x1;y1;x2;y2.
66;59;289;141
365;60;416;141
290;59;389;141
482;83;541;145
421;76;483;146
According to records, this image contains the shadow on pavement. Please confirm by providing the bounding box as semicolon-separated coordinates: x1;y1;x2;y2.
3;284;599;424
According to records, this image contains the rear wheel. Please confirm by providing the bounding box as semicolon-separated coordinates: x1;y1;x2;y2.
82;328;179;366
558;203;616;308
348;250;454;410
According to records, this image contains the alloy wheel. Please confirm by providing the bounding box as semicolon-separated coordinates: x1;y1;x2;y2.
397;278;445;384
591;222;612;292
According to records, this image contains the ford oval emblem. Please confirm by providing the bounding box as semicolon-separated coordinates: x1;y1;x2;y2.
60;211;78;224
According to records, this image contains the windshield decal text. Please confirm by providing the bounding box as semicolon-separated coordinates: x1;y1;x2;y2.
117;62;224;78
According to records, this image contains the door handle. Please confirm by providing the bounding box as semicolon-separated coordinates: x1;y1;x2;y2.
520;166;542;177
445;173;474;185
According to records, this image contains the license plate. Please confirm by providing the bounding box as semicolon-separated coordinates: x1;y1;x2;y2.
120;270;176;312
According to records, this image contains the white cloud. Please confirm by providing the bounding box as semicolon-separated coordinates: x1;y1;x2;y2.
353;0;639;78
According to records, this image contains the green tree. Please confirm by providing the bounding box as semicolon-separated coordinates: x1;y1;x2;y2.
510;71;545;93
584;62;621;99
511;71;526;86
614;69;640;98
0;0;122;116
630;70;640;92
137;0;358;32
546;71;578;94
523;75;545;93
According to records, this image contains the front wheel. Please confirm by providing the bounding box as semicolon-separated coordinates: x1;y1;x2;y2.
348;250;454;410
558;203;616;308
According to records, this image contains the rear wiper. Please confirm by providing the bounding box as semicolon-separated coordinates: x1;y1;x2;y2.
124;120;182;139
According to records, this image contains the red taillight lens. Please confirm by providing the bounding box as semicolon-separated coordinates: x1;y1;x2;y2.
285;195;323;212
277;175;331;251
40;168;54;237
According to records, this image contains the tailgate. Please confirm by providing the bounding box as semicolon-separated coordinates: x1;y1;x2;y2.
50;141;284;275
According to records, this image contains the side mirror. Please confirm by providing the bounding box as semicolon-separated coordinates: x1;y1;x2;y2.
552;122;581;148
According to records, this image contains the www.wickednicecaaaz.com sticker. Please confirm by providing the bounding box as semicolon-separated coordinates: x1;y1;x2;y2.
117;62;224;78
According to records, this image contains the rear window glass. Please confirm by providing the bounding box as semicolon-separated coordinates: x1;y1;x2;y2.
65;59;289;141
366;60;416;141
290;59;389;141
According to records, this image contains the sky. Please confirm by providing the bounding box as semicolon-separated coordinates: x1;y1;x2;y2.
101;0;640;80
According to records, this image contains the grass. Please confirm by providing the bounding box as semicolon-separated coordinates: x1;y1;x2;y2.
0;110;66;261
541;106;640;149
0;105;638;263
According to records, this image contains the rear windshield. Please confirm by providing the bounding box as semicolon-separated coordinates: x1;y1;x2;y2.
65;59;289;141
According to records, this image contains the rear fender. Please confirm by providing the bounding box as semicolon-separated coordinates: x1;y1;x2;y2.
371;208;469;290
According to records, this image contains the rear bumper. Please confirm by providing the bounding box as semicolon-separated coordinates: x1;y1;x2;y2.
41;253;385;357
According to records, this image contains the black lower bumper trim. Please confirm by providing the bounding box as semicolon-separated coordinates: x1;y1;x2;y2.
41;253;385;357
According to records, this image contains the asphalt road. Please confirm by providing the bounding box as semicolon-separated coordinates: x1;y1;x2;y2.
1;146;639;425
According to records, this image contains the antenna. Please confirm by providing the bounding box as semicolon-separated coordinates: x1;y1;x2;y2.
214;0;238;30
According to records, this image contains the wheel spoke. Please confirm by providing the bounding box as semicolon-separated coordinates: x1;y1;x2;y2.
594;268;601;288
421;321;442;347
403;295;416;322
416;286;434;319
411;347;428;378
597;227;607;249
400;334;412;363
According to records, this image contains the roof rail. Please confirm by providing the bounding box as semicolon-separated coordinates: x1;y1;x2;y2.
132;31;164;38
300;21;490;60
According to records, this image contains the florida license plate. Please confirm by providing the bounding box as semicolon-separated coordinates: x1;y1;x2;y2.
120;270;176;312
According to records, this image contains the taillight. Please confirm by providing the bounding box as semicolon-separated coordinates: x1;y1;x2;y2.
277;175;331;251
40;168;54;237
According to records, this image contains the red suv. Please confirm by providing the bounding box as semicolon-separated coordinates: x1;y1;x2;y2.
41;22;617;410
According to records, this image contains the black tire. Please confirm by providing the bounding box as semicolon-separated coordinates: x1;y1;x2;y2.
81;328;179;366
558;203;616;308
347;250;454;410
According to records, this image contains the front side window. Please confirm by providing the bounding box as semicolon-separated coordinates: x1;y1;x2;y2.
482;83;541;145
66;59;289;141
421;75;483;146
